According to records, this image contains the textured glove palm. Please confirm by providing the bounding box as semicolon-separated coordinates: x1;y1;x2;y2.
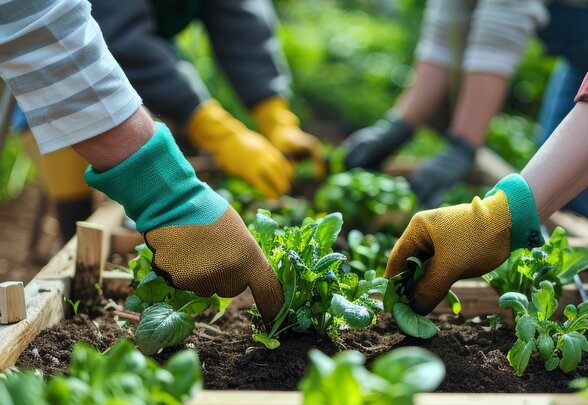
86;123;283;322
386;174;543;314
187;100;293;199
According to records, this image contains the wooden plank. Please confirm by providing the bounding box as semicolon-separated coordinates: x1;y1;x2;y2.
73;221;106;303
0;201;125;370
187;391;585;405
0;281;26;324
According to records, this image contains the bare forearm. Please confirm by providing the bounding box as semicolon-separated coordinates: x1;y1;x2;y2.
522;102;588;222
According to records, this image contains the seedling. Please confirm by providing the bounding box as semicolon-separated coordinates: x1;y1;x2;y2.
248;210;387;348
0;339;201;404
484;227;588;301
299;346;445;405
384;257;460;339
499;281;588;376
125;244;231;355
63;296;81;316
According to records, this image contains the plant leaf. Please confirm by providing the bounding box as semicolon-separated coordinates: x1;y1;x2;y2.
136;303;194;355
507;339;536;376
392;303;438;339
252;332;281;349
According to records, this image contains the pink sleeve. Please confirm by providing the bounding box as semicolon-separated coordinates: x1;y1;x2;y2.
574;73;588;103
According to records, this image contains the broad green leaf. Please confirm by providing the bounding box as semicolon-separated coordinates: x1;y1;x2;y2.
252;332;281;349
313;252;347;274
372;346;445;393
330;294;373;329
537;333;555;360
136;303;195;355
515;315;538;342
129;244;153;282
134;271;170;304
314;213;343;255
251;210;279;257
392;303;438;339
164;350;202;399
507;339;536;376
560;332;586;372
564;304;578;321
499;292;529;315
532;281;558;321
210;295;232;314
169;290;210;314
545;356;559;371
124;294;148;313
295;306;313;332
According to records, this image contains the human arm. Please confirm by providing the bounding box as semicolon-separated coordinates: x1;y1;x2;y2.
385;74;588;315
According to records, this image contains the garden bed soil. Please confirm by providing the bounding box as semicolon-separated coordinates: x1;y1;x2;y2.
16;292;586;394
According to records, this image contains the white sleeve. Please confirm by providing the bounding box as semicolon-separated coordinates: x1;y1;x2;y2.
0;0;142;154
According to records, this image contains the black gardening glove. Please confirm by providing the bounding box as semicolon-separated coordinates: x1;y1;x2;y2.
409;132;477;208
342;109;413;170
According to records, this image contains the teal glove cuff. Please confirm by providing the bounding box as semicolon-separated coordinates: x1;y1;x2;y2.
485;173;544;250
85;122;228;232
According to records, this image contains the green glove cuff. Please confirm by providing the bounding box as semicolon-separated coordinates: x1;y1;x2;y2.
485;173;544;250
85;122;228;232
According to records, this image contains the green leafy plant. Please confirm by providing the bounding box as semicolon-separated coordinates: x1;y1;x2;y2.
0;135;35;202
0;339;201;405
499;281;588;376
484;227;588;301
384;257;460;339
299;346;445;405
124;244;231;355
342;229;397;277
62;296;81;316
570;378;588;401
248;210;387;349
315;169;417;234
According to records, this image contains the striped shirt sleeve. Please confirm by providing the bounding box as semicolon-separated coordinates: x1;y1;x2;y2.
0;0;142;154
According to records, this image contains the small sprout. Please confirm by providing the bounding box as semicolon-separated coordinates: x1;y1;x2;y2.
63;296;81;316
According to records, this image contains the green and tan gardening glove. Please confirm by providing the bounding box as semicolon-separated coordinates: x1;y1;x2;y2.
385;174;544;315
85;122;283;322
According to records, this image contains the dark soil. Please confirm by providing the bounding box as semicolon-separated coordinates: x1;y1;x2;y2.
16;292;586;393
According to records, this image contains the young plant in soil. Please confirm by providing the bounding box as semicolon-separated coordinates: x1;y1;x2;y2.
248;210;388;348
314;169;417;234
484;226;588;300
342;229;397;277
499;280;588;376
0;339;201;405
124;244;231;355
300;346;445;405
384;257;461;339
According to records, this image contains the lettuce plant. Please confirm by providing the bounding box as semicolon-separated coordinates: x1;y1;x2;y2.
343;229;397;277
0;339;201;405
484;227;588;301
299;347;445;405
124;244;231;355
499;281;588;376
248;210;387;348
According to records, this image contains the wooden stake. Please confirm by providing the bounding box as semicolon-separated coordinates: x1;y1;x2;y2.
0;282;26;324
73;221;106;303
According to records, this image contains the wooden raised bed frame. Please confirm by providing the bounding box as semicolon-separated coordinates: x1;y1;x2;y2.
0;149;587;404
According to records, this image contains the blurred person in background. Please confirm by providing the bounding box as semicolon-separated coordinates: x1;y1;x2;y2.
342;0;588;209
16;0;324;244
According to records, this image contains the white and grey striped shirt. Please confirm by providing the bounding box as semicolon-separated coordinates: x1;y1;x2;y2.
0;0;142;154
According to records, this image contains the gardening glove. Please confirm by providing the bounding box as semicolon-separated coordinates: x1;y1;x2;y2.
251;96;326;180
186;99;293;199
342;109;414;170
22;130;92;241
409;132;477;208
85;123;284;322
385;174;544;315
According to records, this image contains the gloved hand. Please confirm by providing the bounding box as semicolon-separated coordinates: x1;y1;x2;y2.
252;96;325;179
409;132;477;207
186;99;293;199
385;174;544;315
86;123;284;322
342;109;413;170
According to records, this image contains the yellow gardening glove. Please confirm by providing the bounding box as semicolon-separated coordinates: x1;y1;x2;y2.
186;100;293;199
252;96;325;180
385;174;544;315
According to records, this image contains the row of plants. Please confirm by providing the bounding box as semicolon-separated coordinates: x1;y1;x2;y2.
0;338;446;405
